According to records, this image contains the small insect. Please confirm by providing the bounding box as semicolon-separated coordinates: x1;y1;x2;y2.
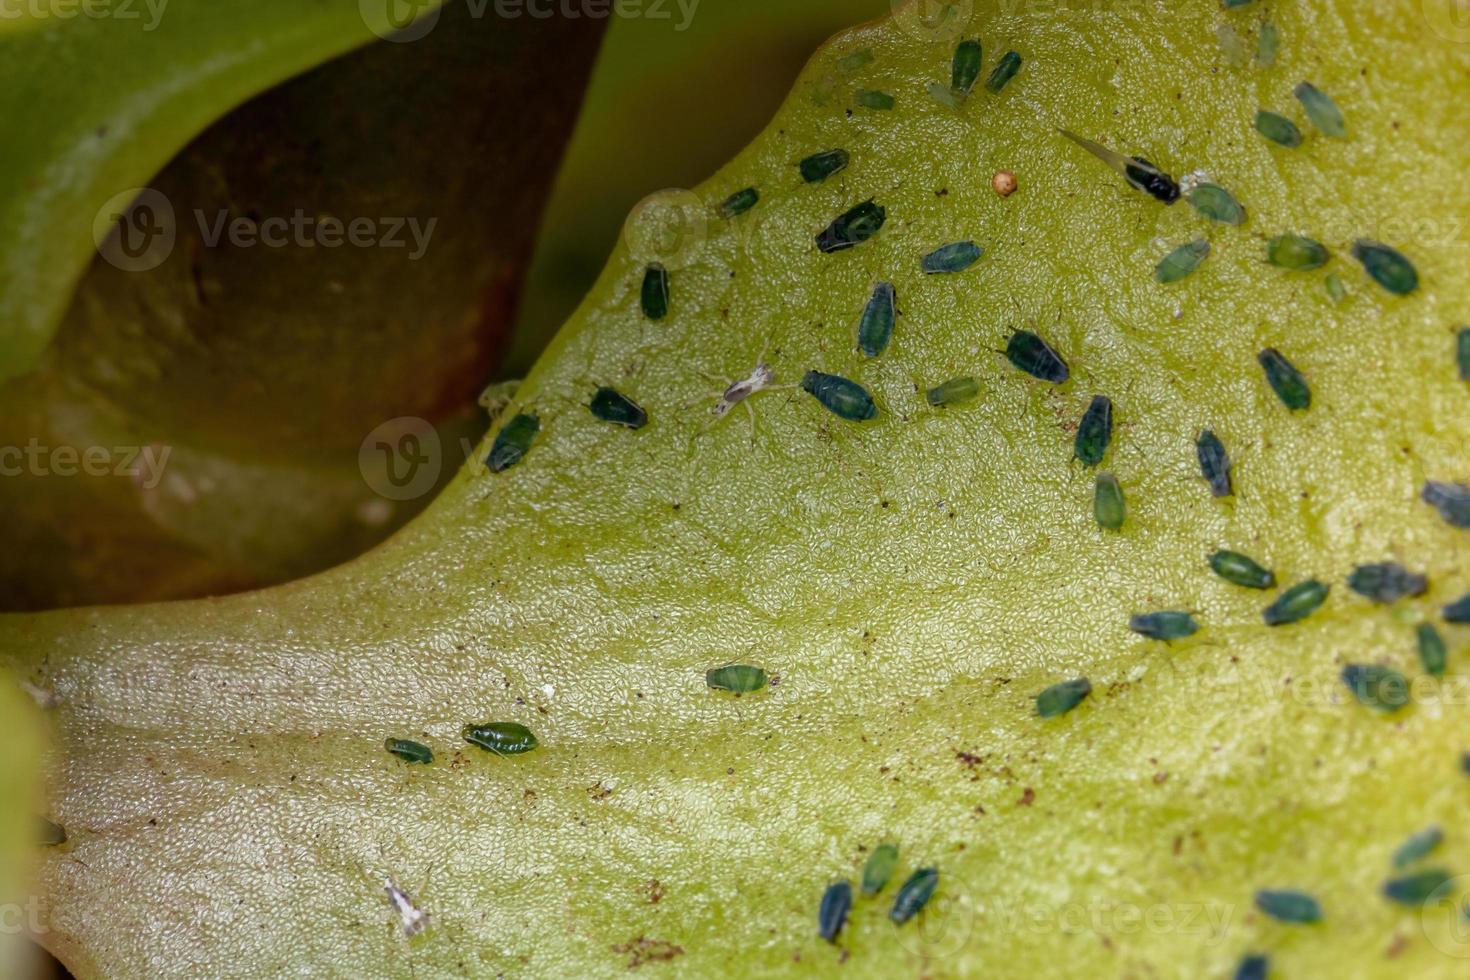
889;867;939;924
1058;129;1180;204
1265;234;1328;270
817;200;887;253
992;169;1018;197
1446;594;1470;623
38;817;66;846
1254;889;1322;924
462;722;539;755
801;370;878;422
1129;611;1199;641
486;413;539;473
1457;327;1470;381
1257;347;1311;410
861;843;898;895
384;876;430;938
718;187;759;219
1263;579;1328;626
921;240;983;274
1351;239;1419;296
1187;184;1245;225
1196;429;1233;497
987;51;1023;93
705;663;768;694
1392;826;1443;868
800;148;849;184
1209;550;1275;589
951;38;982;95
1341;663;1410;712
1074;395;1113;465
817;881;851;943
1256;21;1280;66
1422;480;1470;528
1156;240;1209;283
1347;562;1427;604
641;263;669;321
1036;677;1091;718
1094;473;1126;530
694;355;780;439
384;738;433;765
1217;22;1249;64
1234;953;1269;980
1382;868;1452;905
1417;622;1448;677
837;48;874;73
1294;81;1346;137
589;387;648;429
1005;330;1069;383
927;376;980;407
858;282;896;358
855;89;895;110
1255;109;1302;147
926;82;961;108
1325;273;1347;302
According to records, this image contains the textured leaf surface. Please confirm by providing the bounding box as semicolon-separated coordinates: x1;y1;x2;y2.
7;1;1470;976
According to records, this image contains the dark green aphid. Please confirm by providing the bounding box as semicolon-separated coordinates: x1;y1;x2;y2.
1256;21;1279;66
384;738;433;765
921;240;983;274
1254;889;1322;924
1196;429;1233;498
1418;623;1448;676
1129;611;1199;641
1255;110;1303;147
1351;239;1419;296
1187;184;1245;225
1422;481;1470;529
1257;348;1311;411
858;282;896;358
462;721;539;755
1325;273;1347;303
1392;826;1443;868
1263;579;1328;626
640;263;669;321
1341;664;1410;712
1005;330;1069;383
1222;0;1255;7
855;89;895;110
861;843;898;895
800;149;849;184
801;370;877;422
588;387;648;429
718;187;759;219
1074;395;1112;466
926;376;979;407
1234;954;1269;980
951;39;982;95
1382;868;1452;905
817;881;851;943
889;867;939;924
1156;239;1209;283
705;663;767;694
38;817;66;846
1094;473;1126;530
1294;81;1346;137
986;50;1022;93
1446;594;1470;623
486;413;539;473
1210;550;1275;589
1036;677;1091;718
1266;234;1329;270
1347;562;1427;604
817;200;886;253
1457;327;1470;381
